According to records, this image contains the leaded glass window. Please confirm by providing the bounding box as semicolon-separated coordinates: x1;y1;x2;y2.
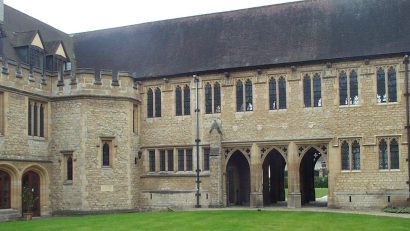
159;150;166;171
341;141;350;170
175;86;182;116
339;71;348;105
39;104;44;137
102;142;110;166
390;139;399;169
155;88;161;117
147;88;153;118
33;103;38;136
303;75;311;107
269;78;277;110
350;70;359;105
204;148;210;171
28;102;32;136
377;68;386;103
245;79;253;111
67;156;73;181
278;77;286;109
205;83;212;114
149;150;155;172
214;82;221;113
178;149;184;171
186;149;193;171
379;139;388;169
167;150;174;171
184;85;190;115
236;80;244;112
313;74;321;107
352;140;360;170
388;67;397;102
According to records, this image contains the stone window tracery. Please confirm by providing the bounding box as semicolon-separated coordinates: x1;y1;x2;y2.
28;100;46;138
175;86;182;116
377;67;397;103
236;79;253;112
378;138;400;170
340;139;361;171
339;70;359;106
155;87;161;117
147;88;153;118
205;82;221;114
303;73;322;108
269;76;286;110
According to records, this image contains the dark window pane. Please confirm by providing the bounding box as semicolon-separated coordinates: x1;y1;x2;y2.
175;86;182;116
236;80;243;112
349;70;359;105
147;89;153;118
186;149;193;171
390;139;399;169
245;79;253;111
269;78;277;110
205;83;212;114
28;102;32;136
178;149;185;171
352;141;360;170
167;150;174;171
313;74;321;107
388;67;397;102
303;75;311;107
379;139;388;169
67;156;73;181
39;104;44;137
184;85;190;115
377;68;386;103
102;143;110;166
149;150;155;172
155;88;161;117
204;148;210;171
278;76;286;109
33;103;38;136
214;82;221;113
159;150;166;171
339;71;348;105
341;141;350;170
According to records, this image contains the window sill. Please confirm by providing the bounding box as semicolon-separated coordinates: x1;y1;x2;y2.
376;102;399;105
28;136;47;141
341;170;361;173
339;104;360;108
142;172;210;178
379;169;400;172
63;180;73;185
101;166;112;170
269;109;287;112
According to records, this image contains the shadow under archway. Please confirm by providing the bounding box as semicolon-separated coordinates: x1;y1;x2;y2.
22;171;41;217
262;149;286;206
226;151;250;206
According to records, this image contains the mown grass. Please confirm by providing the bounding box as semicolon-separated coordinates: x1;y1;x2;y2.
0;210;408;231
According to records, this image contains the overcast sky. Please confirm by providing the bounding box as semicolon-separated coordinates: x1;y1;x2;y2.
4;0;299;34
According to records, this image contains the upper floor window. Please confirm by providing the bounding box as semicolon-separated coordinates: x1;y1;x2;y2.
175;86;182;116
269;76;286;110
377;67;397;103
236;79;253;112
339;70;359;106
177;148;193;172
159;150;166;171
341;139;361;171
67;155;73;181
176;85;191;116
28;100;46;137
303;74;322;108
149;150;156;172
102;142;110;167
147;87;161;118
379;138;399;170
203;148;210;171
205;82;221;114
0;92;4;135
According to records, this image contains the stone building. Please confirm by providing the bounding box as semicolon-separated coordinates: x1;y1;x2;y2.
0;0;409;219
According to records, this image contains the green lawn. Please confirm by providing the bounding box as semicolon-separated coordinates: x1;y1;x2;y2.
0;211;408;231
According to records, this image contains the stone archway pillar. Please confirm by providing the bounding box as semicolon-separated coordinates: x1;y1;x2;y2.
208;121;224;207
250;143;263;208
287;142;301;208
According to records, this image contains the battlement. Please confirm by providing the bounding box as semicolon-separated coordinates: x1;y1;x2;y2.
0;57;140;101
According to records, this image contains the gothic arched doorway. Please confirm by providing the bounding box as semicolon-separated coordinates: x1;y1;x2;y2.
299;148;327;205
0;170;11;209
262;149;286;206
22;171;41;216
226;151;250;206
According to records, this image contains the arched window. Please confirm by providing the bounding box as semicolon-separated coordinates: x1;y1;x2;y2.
183;85;190;115
147;88;153;118
349;70;358;105
0;170;11;209
341;141;350;170
175;86;182;116
339;71;348;105
388;67;397;102
39;104;44;137
245;79;253;111
67;156;73;181
155;87;161;117
377;68;386;103
379;139;388;169
236;80;244;112
205;83;212;114
278;77;286;109
390;139;399;169
28;102;32;136
352;140;360;170
102;142;110;166
303;75;311;107
269;78;277;110
33;103;38;136
214;82;221;113
313;74;321;107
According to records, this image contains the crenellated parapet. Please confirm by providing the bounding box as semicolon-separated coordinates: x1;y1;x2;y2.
0;57;140;102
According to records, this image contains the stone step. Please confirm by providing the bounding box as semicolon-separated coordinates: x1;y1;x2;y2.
0;209;20;222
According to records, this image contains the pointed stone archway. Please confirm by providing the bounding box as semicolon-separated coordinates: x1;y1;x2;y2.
226;150;250;206
0;170;11;209
262;149;287;206
22;171;41;216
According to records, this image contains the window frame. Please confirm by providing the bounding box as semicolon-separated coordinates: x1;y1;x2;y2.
378;137;400;171
376;66;397;104
340;139;361;171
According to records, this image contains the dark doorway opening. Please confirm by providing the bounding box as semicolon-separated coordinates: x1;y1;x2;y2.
226;151;250;206
262;149;286;206
22;171;41;216
0;170;11;209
